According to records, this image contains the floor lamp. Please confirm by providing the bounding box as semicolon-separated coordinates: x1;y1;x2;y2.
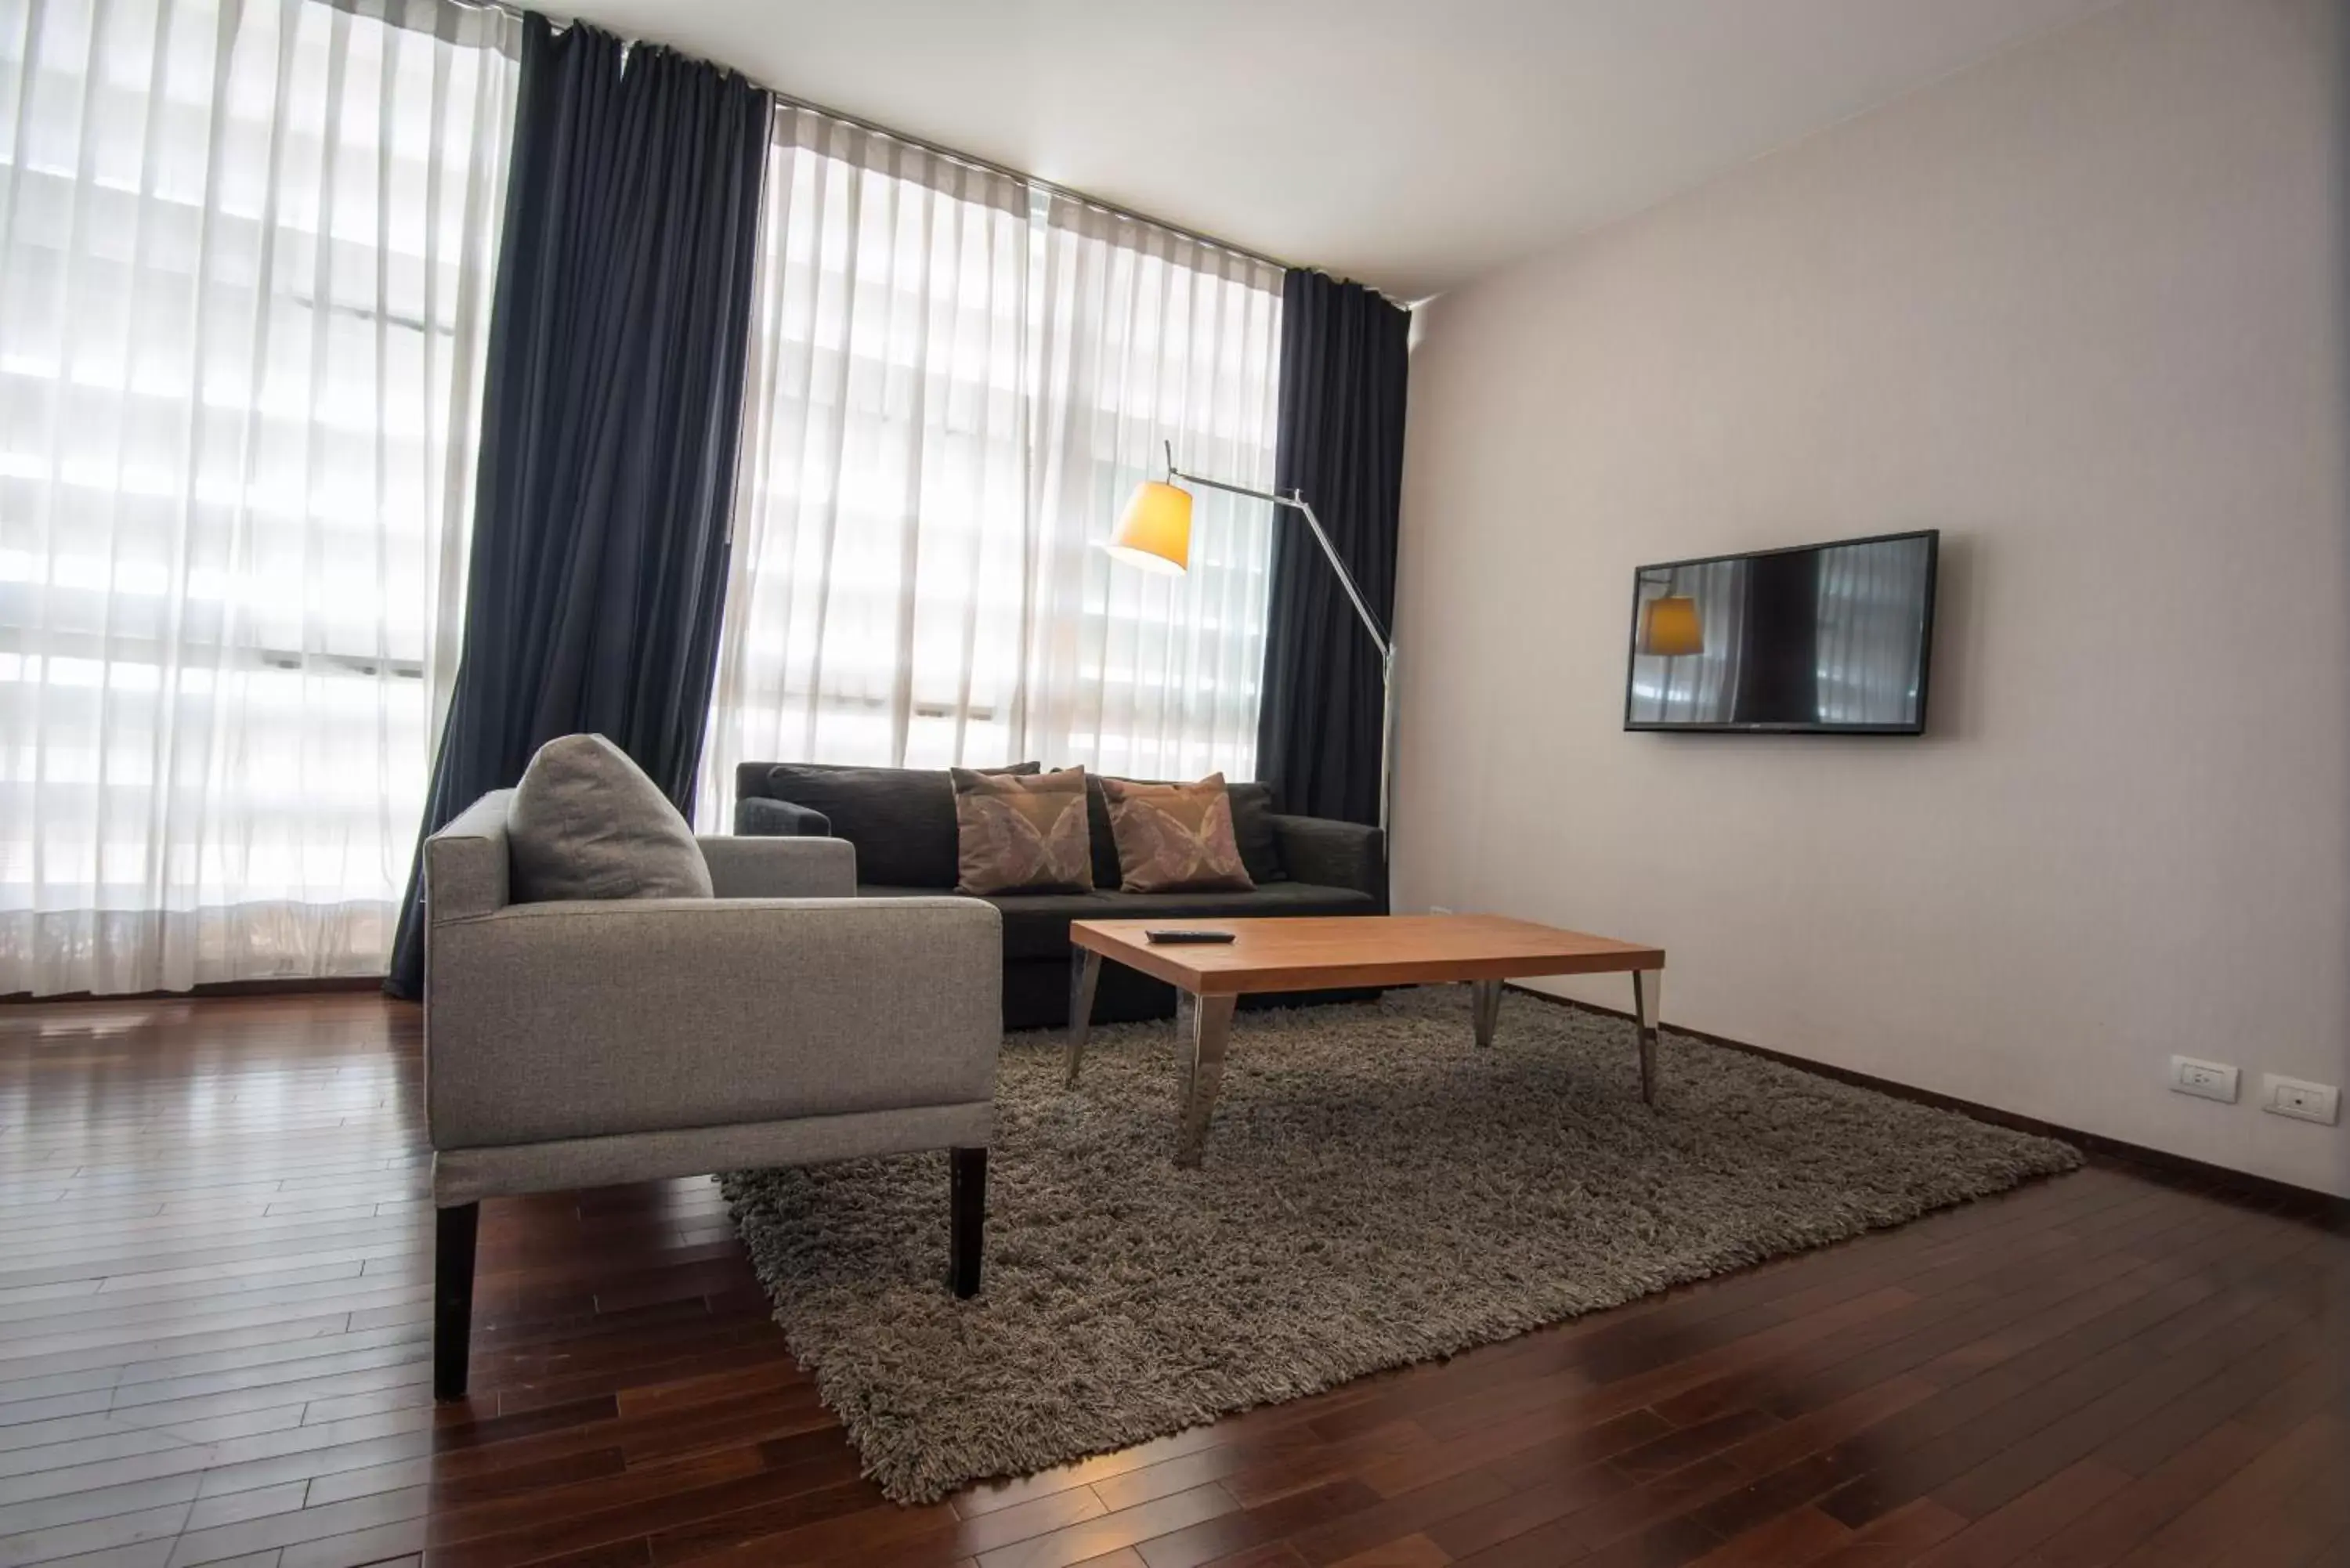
1105;443;1396;841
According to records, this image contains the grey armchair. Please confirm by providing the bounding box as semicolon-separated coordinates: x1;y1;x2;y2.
423;789;1002;1399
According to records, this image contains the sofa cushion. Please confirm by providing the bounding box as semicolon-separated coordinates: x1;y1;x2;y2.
841;881;1379;961
507;735;712;903
951;768;1092;895
897;887;1118;961
1099;774;1254;893
759;762;1036;888
1227;782;1285;884
1083;776;1283;888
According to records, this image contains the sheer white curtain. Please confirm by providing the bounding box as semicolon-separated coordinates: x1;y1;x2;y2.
699;110;1282;826
1025;196;1282;782
702;109;1035;790
0;0;517;995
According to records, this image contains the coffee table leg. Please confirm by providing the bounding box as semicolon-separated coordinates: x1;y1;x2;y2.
1175;992;1237;1168
1633;970;1661;1104
1065;948;1102;1087
1470;979;1503;1049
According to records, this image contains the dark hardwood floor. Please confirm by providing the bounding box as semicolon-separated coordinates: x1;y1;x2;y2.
1;995;2342;1568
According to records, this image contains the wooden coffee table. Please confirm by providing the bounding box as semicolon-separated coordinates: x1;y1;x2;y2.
1065;915;1666;1166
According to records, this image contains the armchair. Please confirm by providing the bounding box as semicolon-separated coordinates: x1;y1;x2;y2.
423;789;1002;1399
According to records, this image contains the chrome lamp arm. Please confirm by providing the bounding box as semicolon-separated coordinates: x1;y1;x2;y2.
1165;443;1397;840
1166;467;1390;659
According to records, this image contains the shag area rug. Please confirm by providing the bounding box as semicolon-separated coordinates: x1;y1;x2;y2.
721;988;2080;1504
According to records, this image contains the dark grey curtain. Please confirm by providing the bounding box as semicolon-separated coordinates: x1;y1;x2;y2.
1254;271;1410;826
388;16;769;996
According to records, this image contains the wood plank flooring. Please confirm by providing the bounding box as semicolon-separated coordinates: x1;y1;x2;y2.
0;994;2341;1568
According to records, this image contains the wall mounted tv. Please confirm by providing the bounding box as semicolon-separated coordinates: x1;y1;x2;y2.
1624;529;1939;735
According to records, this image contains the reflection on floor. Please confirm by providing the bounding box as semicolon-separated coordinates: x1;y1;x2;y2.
0;993;2341;1568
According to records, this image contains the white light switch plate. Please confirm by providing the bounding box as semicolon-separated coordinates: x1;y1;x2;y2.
2170;1056;2239;1104
2260;1075;2340;1125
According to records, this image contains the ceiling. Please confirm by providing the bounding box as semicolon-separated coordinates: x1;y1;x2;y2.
542;0;2120;300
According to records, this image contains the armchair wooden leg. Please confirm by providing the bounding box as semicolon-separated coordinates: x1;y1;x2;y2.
949;1147;987;1299
434;1201;479;1400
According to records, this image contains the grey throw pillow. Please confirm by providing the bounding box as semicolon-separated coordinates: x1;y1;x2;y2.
508;735;713;902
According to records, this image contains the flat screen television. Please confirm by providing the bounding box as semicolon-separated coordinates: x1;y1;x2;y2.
1624;529;1939;735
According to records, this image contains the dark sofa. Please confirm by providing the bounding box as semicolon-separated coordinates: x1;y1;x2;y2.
733;762;1386;1028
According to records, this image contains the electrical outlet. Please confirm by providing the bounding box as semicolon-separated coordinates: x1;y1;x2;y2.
2170;1056;2239;1104
2259;1075;2340;1125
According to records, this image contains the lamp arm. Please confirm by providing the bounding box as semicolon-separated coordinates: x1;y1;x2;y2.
1160;445;1397;838
1167;466;1390;659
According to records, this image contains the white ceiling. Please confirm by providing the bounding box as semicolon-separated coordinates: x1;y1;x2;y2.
543;0;2120;300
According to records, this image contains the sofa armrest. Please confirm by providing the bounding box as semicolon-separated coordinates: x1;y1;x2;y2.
426;895;1001;1151
1268;814;1386;906
736;796;831;838
697;836;855;899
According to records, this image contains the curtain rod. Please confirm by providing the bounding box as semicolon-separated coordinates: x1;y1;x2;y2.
764;89;1301;279
418;0;1308;280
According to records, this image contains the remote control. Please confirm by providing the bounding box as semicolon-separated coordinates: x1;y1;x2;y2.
1144;929;1238;944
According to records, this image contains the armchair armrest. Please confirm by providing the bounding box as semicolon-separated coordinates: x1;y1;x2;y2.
425;789;515;923
426;895;1000;1151
696;835;855;898
1268;814;1386;906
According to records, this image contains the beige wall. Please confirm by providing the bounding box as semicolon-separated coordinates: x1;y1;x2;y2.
1394;0;2349;1196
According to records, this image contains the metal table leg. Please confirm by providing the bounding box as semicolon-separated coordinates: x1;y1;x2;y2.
1633;969;1661;1104
1065;948;1101;1087
1470;978;1503;1049
1175;991;1237;1168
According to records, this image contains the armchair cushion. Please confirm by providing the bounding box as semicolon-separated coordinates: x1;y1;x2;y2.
508;735;711;903
696;835;856;899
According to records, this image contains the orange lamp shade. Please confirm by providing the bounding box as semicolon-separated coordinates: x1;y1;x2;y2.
1638;594;1705;656
1105;480;1192;575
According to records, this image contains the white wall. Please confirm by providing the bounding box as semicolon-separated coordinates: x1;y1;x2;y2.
1394;0;2350;1196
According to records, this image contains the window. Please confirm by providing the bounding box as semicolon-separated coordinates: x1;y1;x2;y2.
699;107;1282;824
0;0;516;994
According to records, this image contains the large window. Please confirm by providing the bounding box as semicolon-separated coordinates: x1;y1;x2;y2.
699;108;1282;825
0;13;1283;989
0;0;516;995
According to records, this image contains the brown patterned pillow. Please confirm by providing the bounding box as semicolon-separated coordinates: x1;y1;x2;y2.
951;767;1092;895
1098;774;1256;894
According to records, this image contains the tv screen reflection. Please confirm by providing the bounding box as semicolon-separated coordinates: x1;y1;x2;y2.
1625;532;1936;733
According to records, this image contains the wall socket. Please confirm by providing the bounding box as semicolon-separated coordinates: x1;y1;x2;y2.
2259;1075;2340;1125
2170;1056;2240;1104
